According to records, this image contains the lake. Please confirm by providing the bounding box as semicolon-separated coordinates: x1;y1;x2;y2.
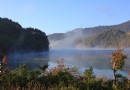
7;49;130;78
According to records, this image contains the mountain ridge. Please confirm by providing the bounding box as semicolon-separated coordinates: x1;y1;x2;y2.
48;20;130;49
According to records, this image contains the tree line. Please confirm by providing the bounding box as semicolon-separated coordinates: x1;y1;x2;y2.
0;18;49;53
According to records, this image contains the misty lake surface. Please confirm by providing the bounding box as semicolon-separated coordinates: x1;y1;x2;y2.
8;49;130;78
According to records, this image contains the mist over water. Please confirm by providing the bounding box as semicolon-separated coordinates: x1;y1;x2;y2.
50;49;111;69
49;49;129;78
7;49;130;78
49;29;88;49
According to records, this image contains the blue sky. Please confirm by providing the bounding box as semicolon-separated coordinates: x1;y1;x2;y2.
0;0;130;35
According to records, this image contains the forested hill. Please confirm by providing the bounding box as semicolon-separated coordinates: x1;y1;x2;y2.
83;29;129;48
48;20;130;48
0;18;49;53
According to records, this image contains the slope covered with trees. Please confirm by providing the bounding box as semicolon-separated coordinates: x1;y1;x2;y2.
48;20;130;48
83;29;129;48
0;18;49;53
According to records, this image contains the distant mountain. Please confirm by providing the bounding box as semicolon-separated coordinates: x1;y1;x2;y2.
0;18;49;53
83;30;129;48
48;20;130;49
48;33;65;41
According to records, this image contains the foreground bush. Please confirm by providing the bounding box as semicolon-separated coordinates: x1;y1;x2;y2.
0;60;130;90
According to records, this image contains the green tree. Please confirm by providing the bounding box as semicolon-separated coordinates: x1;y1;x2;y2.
0;18;49;53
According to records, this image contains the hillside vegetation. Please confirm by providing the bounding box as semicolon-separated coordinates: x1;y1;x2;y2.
0;18;49;53
83;29;130;48
48;21;130;48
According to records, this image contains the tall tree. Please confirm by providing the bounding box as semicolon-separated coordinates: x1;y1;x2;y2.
110;48;127;85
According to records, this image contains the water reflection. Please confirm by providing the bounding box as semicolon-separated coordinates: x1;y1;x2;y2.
50;50;112;69
7;52;49;70
7;49;130;77
49;49;130;78
50;49;130;70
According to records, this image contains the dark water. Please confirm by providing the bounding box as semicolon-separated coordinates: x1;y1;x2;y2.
7;49;130;78
7;52;49;69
